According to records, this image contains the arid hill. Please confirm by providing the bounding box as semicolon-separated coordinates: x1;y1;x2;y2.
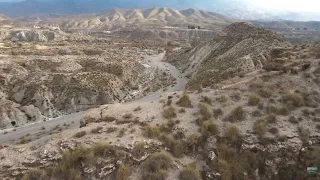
166;22;292;89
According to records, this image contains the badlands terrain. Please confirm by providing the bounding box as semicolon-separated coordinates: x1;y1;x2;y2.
0;8;320;180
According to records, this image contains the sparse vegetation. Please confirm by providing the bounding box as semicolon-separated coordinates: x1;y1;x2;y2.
163;106;177;119
176;93;193;108
141;152;172;180
213;108;223;118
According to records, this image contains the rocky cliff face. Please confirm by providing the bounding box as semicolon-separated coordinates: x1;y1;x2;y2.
166;22;291;89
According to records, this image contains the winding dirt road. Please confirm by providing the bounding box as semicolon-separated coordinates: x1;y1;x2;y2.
0;52;187;144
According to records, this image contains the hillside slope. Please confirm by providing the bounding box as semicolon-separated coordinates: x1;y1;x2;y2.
166;22;291;89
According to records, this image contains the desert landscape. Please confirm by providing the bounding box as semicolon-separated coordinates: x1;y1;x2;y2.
0;2;320;180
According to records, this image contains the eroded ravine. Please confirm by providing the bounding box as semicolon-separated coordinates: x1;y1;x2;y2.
0;52;187;144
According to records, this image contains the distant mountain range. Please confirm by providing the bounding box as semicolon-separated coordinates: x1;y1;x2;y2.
0;0;319;21
37;7;235;30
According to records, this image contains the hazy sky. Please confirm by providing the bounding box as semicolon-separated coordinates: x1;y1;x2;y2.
0;0;319;13
247;0;320;12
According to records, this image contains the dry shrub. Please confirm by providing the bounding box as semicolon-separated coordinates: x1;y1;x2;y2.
253;119;266;137
116;164;131;180
92;143;114;157
179;164;201;180
186;133;202;152
22;169;48;180
102;116;117;122
179;108;186;113
83;49;104;56
199;103;212;120
268;127;279;134
248;95;260;106
282;93;305;108
159;135;185;158
163;106;177;119
176;93;193;108
117;128;126;137
298;126;311;144
142;125;160;139
142;152;172;180
201;96;212;105
213;108;223;118
134;106;142;112
258;89;272;98
202;120;220;136
106;127;118;133
218;94;228;103
224;106;246;122
215;143;260;180
73;131;86;138
91;126;103;134
52;146;94;180
123;113;133;119
224;124;243;144
132;142;146;159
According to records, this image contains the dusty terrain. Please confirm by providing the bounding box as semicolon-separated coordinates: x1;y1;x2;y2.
0;22;319;180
